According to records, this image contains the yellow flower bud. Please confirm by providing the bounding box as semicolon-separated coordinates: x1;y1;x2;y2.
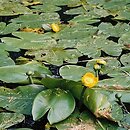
81;72;98;88
94;64;101;70
96;59;107;65
51;23;60;32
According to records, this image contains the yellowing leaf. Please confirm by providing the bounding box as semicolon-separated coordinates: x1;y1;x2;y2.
20;27;44;34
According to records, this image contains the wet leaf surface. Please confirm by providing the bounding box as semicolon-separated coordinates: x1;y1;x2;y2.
0;0;130;129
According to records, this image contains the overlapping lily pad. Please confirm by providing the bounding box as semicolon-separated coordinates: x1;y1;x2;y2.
0;0;32;16
0;22;20;35
0;61;51;83
0;85;45;115
41;77;126;122
10;13;60;28
0;0;130;129
32;88;75;124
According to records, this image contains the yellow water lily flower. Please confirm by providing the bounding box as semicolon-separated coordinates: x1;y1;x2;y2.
51;23;60;32
81;72;98;88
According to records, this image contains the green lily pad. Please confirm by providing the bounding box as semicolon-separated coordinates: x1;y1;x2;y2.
0;84;45;115
0;61;51;83
59;65;94;81
0;0;32;16
69;13;100;24
120;53;130;66
0;22;20;35
0;112;25;129
102;0;128;17
26;47;81;66
32;88;75;124
42;77;124;122
41;77;83;99
120;114;130;129
1;32;57;51
31;4;61;13
98;65;130;89
11;13;60;28
98;23;130;37
76;35;122;58
52;109;121;130
0;44;15;67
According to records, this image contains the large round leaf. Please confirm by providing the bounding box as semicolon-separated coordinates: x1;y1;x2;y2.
32;88;75;124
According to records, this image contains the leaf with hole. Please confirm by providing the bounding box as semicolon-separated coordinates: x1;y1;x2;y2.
32;88;75;124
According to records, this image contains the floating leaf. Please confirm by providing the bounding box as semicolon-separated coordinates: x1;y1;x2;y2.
115;8;130;20
0;54;15;67
31;4;61;13
119;32;130;50
0;61;51;83
11;13;60;28
83;88;123;122
69;13;100;24
41;77;125;121
0;112;25;129
32;88;75;124
0;0;32;16
41;78;83;99
120;53;130;66
59;65;94;81
53;109;121;130
26;47;81;66
65;2;109;18
0;44;15;67
1;32;57;51
98;65;130;89
76;35;122;58
120;114;130;129
0;22;20;35
0;84;45;115
98;23;130;37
